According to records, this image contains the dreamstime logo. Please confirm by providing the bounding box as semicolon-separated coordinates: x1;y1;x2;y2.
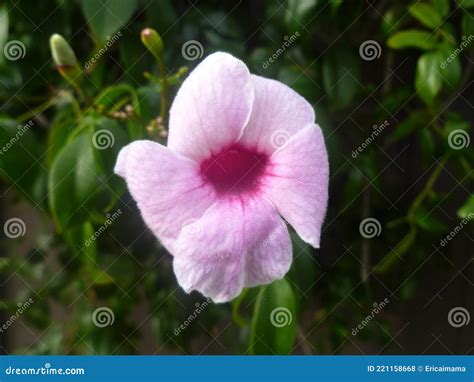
181;40;204;61
3;218;26;238
359;40;381;61
3;40;26;61
447;129;470;150
359;218;381;238
270;307;292;328
92;307;115;327
92;129;115;150
181;218;204;238
271;129;291;150
447;307;470;328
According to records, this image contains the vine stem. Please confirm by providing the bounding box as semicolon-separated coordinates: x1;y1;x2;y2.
407;154;450;221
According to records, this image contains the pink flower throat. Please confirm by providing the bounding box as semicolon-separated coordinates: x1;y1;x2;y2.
200;144;268;195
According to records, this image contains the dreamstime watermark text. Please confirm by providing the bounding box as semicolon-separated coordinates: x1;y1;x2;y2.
174;298;212;335
262;31;300;69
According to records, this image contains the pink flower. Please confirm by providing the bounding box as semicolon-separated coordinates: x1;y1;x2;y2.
115;52;329;303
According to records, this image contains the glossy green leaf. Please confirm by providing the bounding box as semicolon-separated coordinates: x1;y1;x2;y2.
80;0;138;44
415;51;443;105
387;29;438;50
409;3;443;29
457;195;474;219
249;279;297;354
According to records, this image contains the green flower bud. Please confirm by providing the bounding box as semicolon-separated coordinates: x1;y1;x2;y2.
49;34;78;67
141;28;164;61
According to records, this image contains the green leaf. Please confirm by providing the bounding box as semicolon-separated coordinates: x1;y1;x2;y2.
249;279;297;354
456;0;474;8
431;0;450;17
462;11;474;37
457;195;474;219
409;3;443;29
285;0;318;28
419;128;435;165
414;207;448;232
80;0;138;44
48;132;109;231
0;118;45;203
0;5;8;66
387;29;438;50
438;42;462;88
391;111;428;142
64;221;97;268
415;51;443;105
322;48;361;109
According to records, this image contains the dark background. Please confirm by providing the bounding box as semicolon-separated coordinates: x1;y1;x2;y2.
0;0;473;355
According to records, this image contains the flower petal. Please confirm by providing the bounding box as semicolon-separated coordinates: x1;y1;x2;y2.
239;74;315;154
263;124;329;248
173;197;291;303
115;140;215;253
167;52;254;161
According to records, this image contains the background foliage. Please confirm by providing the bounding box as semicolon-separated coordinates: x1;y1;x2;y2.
0;0;472;355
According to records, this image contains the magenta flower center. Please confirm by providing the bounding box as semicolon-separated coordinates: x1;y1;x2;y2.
200;144;268;195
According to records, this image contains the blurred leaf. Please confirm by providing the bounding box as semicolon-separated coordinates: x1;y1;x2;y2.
457;195;474;219
414;207;448;232
431;0;450;17
409;3;442;29
64;222;97;268
419;128;435;165
438;42;462;89
387;29;438;50
0;5;8;66
391;111;428;142
322;48;361;109
49;132;108;231
285;0;318;28
80;0;138;44
0;118;45;202
456;0;474;8
415;51;443;105
249;279;297;354
443;113;470;138
462;11;474;37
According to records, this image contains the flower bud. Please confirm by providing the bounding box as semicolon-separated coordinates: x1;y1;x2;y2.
141;28;164;61
49;34;78;68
